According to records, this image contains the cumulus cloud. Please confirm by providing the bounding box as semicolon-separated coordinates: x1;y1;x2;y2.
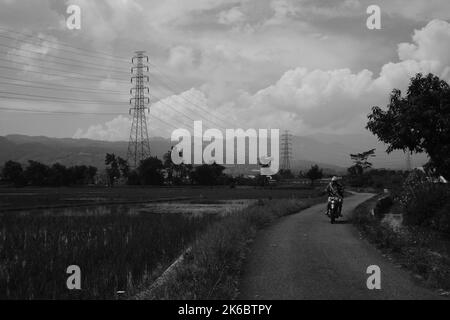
73;19;450;139
73;88;227;141
218;6;246;25
228;19;450;132
73;115;131;141
398;19;450;67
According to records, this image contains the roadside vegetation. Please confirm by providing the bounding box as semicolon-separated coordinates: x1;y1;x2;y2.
135;197;324;300
353;183;450;292
353;72;450;293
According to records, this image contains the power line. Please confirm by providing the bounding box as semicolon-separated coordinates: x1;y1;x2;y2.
0;58;129;83
0;31;129;63
0;105;122;115
150;81;229;130
0;31;240;130
0;26;129;61
0;93;124;105
0;49;129;75
150;92;225;130
149;64;240;127
0;77;125;94
0;42;129;72
150;72;235;126
0;64;128;83
0;105;179;132
0;29;246;133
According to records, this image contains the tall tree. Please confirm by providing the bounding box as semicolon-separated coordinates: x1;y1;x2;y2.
348;149;376;175
163;149;174;184
367;73;450;178
305;164;323;186
105;153;120;187
117;157;129;178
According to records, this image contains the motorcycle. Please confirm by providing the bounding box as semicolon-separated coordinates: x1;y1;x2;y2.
328;196;342;224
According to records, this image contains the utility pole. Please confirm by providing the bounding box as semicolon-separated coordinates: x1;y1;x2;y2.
127;51;151;168
405;151;412;171
280;130;292;171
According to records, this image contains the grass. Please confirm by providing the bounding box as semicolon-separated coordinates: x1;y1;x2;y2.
0;209;217;299
352;195;450;292
135;196;325;300
0;186;325;299
0;186;321;212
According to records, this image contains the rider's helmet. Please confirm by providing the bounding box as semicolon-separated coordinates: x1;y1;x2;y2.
331;176;338;182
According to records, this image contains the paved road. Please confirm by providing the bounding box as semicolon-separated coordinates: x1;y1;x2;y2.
239;193;444;300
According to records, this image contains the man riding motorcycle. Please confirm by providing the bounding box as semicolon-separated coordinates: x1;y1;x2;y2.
325;176;344;217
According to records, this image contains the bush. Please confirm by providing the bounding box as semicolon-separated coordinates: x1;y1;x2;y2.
403;183;448;226
373;195;393;217
435;202;450;234
400;175;450;231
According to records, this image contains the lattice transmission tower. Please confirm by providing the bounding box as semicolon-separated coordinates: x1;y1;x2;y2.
127;51;151;168
280;130;292;171
405;151;412;171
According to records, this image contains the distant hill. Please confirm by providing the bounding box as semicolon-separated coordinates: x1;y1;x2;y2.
0;135;169;169
0;133;428;174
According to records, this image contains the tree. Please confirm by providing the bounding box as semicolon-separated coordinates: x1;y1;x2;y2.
1;161;24;186
24;160;50;186
138;157;164;185
192;162;226;185
367;73;450;179
105;153;120;186
48;163;69;186
277;169;294;179
117;157;129;178
348;149;376;176
163;149;174;184
305;164;323;186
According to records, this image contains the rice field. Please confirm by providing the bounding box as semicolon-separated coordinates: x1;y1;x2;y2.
0;203;220;299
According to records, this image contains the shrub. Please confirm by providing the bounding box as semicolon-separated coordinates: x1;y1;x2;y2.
403;183;448;227
435;202;450;234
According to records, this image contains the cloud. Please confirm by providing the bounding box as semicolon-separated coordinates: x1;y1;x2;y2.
218;6;246;25
167;45;195;70
229;19;450;132
73;88;227;141
398;19;450;67
73;115;131;141
73;19;450;139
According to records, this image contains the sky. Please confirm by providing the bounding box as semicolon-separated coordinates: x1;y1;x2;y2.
0;0;450;141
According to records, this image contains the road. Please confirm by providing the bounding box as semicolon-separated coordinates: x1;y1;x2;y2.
239;193;444;300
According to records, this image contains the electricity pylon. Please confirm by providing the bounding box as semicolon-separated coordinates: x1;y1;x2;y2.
280;130;292;171
127;51;151;168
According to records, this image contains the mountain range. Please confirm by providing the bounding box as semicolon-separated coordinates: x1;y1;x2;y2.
0;133;428;175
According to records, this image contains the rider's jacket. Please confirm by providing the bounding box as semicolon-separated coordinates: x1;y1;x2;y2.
326;182;344;198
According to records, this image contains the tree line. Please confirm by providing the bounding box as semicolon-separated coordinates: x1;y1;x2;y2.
1;160;97;187
104;151;231;187
1;153;329;188
0;149;232;187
